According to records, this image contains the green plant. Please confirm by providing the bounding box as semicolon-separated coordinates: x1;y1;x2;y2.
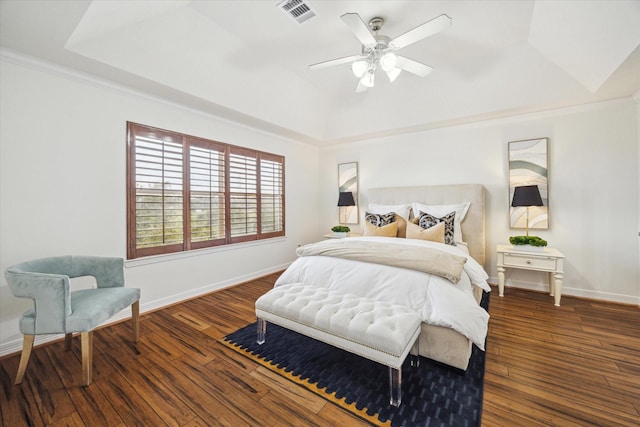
331;225;350;233
509;235;548;247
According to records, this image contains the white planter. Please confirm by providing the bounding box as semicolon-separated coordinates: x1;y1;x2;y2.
332;232;348;238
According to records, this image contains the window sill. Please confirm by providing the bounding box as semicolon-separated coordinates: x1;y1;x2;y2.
125;236;288;268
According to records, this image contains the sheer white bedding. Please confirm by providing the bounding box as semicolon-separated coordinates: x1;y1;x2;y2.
275;237;490;350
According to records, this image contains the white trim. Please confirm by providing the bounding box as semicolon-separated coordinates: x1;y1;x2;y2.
489;277;640;306
125;236;287;268
0;263;290;358
322;97;636;149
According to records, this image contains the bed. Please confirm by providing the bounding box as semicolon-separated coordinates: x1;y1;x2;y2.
275;184;489;370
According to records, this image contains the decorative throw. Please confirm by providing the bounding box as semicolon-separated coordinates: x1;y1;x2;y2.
296;239;467;283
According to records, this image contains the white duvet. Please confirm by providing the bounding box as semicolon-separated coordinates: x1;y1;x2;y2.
275;237;490;350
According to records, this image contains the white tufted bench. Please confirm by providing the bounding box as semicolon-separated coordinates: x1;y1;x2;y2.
255;283;421;407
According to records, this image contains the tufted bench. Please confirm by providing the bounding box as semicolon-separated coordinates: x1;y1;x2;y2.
255;283;421;407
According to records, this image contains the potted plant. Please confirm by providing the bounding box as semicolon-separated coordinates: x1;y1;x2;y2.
509;235;548;251
331;225;350;237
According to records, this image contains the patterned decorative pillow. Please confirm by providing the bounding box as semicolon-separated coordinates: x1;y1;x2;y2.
364;211;395;227
418;211;456;245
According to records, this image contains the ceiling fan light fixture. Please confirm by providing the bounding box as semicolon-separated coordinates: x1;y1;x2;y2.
351;60;368;78
360;69;375;88
380;52;397;72
385;67;402;82
310;13;452;92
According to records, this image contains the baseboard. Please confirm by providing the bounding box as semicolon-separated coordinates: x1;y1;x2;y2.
489;276;640;306
0;263;290;358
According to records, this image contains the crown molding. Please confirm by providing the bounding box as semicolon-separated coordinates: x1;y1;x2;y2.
0;48;321;148
321;96;636;150
2;47;636;148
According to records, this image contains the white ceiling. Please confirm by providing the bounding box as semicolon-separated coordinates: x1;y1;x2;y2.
1;0;639;145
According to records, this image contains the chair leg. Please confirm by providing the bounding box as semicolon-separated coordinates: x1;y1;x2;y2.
132;300;140;342
14;335;35;385
65;333;73;351
81;331;93;386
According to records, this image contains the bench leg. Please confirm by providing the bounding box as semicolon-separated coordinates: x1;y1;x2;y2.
389;366;402;407
411;336;420;367
257;318;266;345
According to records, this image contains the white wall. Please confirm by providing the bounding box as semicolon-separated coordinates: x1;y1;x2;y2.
637;93;640;302
320;99;640;305
0;56;321;355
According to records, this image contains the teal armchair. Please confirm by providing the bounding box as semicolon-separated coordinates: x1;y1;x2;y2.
5;256;140;386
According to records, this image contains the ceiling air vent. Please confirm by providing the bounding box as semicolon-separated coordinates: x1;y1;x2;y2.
278;0;316;24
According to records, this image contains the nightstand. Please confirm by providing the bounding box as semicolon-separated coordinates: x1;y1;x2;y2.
496;244;565;306
322;233;362;239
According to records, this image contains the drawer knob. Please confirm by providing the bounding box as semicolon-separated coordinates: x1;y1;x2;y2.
526;260;531;264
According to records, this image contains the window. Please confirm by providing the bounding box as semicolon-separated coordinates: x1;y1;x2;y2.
127;122;285;259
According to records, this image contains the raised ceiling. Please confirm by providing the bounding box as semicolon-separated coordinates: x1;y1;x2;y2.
1;0;639;145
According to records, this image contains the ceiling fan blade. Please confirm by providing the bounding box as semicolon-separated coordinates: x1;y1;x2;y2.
341;13;377;48
309;55;362;70
390;14;452;50
396;56;433;77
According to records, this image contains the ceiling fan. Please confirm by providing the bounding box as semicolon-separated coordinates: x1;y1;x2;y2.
309;13;452;92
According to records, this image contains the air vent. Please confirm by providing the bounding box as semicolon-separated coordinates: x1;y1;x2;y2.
278;0;316;24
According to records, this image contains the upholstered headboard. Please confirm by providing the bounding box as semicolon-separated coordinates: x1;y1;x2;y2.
368;184;486;265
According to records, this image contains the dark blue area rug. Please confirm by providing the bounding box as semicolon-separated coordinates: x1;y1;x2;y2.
221;292;488;426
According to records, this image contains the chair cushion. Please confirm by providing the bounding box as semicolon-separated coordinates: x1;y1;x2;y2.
19;287;140;334
67;288;140;332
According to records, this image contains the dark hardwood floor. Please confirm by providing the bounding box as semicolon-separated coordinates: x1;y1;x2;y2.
1;273;638;426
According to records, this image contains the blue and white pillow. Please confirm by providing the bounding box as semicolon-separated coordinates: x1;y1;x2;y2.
365;211;396;227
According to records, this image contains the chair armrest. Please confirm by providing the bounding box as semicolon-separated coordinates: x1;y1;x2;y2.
70;256;124;288
4;270;70;334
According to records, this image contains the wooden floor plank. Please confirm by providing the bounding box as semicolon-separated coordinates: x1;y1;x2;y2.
1;277;638;426
249;366;327;414
42;345;125;427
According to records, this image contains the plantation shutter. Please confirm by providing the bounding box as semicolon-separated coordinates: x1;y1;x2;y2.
128;125;184;258
228;147;258;243
127;122;285;259
259;153;285;238
188;139;226;249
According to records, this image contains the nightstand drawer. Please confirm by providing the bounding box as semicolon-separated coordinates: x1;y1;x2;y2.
503;253;557;270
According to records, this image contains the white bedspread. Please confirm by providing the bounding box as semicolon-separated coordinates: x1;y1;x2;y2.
275;237;490;350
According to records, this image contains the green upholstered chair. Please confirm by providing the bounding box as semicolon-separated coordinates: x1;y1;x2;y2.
5;256;140;386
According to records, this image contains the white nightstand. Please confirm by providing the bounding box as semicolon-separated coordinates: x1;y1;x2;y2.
322;233;362;239
496;244;565;306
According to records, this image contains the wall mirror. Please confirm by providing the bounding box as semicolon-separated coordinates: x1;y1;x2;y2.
338;162;358;224
508;138;549;230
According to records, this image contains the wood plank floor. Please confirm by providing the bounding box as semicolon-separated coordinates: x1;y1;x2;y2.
1;273;639;426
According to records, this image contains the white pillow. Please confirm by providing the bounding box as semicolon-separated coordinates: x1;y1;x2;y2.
411;202;471;243
367;203;410;220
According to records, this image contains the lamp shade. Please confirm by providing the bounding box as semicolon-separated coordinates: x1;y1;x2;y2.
337;191;356;207
511;185;543;207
